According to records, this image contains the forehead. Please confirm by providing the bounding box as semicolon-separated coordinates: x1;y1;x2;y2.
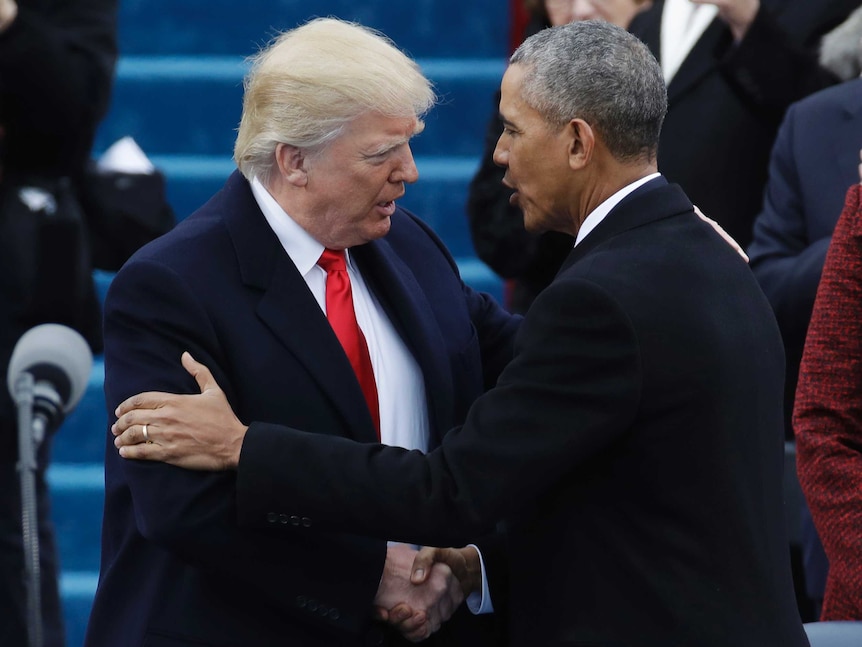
500;65;541;125
340;112;421;148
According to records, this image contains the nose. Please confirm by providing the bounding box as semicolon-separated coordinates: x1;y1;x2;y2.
492;134;509;168
391;145;419;184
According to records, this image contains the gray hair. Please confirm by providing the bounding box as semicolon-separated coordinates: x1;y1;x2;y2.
820;5;862;82
234;17;436;185
510;20;667;161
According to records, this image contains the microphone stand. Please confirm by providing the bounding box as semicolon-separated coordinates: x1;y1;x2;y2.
13;370;44;647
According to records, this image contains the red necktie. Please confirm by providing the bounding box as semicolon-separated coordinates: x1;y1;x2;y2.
318;249;380;438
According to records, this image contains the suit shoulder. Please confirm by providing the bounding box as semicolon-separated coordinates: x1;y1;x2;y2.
790;77;862;115
387;206;459;267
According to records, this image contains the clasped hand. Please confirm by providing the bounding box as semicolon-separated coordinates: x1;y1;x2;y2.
373;543;481;642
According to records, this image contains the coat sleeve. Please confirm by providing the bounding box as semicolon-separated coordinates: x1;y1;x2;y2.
748;102;832;352
721;2;844;121
795;183;862;620
235;276;641;547
103;258;387;635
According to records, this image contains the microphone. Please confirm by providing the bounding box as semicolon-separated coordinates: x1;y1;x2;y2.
7;323;93;443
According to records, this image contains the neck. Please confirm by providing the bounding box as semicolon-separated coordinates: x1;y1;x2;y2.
571;159;658;234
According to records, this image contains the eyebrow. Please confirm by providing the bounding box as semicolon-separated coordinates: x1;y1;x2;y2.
364;121;426;157
499;115;517;129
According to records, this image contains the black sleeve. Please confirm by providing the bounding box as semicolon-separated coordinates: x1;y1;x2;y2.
719;2;848;120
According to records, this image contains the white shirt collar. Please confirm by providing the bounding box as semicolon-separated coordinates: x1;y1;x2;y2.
250;175;356;274
575;173;662;247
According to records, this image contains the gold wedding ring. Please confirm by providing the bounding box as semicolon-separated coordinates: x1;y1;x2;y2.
142;424;153;444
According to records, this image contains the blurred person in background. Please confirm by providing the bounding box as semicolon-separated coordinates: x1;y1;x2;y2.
468;0;652;313
794;150;862;621
0;0;118;645
627;0;859;250
747;4;862;618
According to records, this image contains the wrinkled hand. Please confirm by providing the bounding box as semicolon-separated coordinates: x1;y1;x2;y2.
373;543;465;642
691;0;760;41
112;352;247;470
694;205;749;263
410;546;481;598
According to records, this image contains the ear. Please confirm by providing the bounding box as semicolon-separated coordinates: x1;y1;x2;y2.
566;118;595;171
275;143;308;187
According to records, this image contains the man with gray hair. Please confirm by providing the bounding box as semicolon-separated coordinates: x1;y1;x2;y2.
114;20;807;646
84;17;515;647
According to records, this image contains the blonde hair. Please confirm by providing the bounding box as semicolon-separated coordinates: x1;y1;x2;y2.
234;17;436;185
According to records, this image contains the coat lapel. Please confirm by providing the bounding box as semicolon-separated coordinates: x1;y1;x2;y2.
559;177;693;273
221;172;378;443
631;0;730;106
665;18;729;105
352;237;454;447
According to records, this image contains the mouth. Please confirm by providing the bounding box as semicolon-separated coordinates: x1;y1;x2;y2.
507;188;520;208
376;200;397;216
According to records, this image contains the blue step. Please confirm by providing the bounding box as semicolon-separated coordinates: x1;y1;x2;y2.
95;57;505;159
52;359;107;465
49;466;104;572
59;573;99;647
115;0;509;57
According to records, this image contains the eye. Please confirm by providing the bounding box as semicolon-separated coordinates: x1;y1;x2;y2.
362;150;390;165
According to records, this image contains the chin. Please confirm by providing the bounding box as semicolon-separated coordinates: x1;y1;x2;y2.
522;215;545;235
364;218;392;243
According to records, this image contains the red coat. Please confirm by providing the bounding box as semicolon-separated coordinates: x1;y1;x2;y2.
796;183;862;619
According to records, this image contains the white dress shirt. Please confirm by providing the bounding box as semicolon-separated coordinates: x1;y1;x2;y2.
251;177;497;613
250;176;430;451
660;0;719;83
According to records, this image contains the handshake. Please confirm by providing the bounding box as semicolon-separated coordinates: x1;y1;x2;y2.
373;543;482;642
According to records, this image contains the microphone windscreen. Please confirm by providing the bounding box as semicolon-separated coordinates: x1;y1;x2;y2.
7;324;93;412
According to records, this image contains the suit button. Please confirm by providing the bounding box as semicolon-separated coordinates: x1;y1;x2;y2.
290;515;301;526
307;598;319;612
317;604;329;617
266;512;277;524
278;514;289;524
328;607;341;621
302;516;312;527
296;595;307;608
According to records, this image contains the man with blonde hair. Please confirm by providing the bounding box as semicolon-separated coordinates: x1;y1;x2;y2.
84;17;515;647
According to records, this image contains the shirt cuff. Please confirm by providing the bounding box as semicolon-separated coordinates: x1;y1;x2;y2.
465;543;494;615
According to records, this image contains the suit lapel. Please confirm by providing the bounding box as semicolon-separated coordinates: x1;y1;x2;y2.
665;18;729;105
221;171;378;443
630;0;663;61
631;0;730;106
559;178;693;273
352;237;454;447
